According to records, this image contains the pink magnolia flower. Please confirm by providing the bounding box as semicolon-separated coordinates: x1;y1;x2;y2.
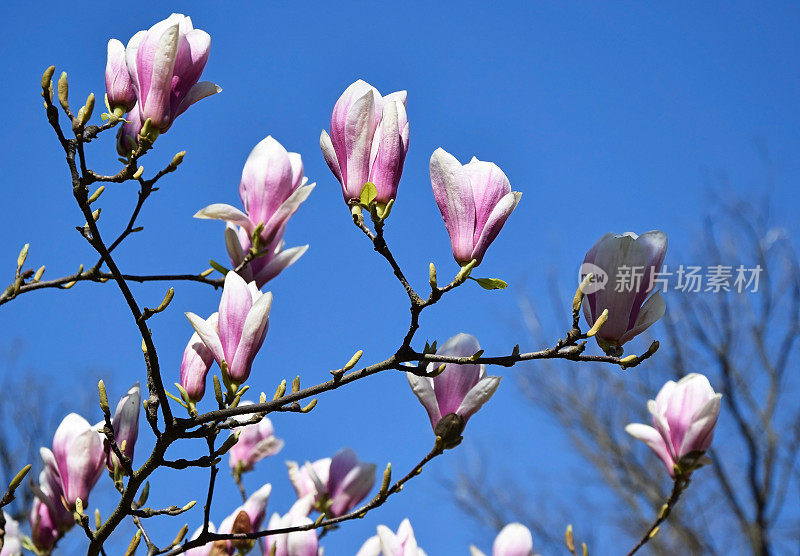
186;272;272;387
194;136;314;288
29;448;74;552
430;148;521;267
484;523;535;556
356;519;427;556
116;105;142;157
184;522;215;556
626;373;722;477
51;413;105;510
125;13;220;133
2;511;22;556
264;496;319;556
406;333;501;439
180;329;215;403
105;383;140;472
229;402;284;474
287;448;376;517
105;39;136;114
217;484;271;553
581;231;667;355
320;79;409;204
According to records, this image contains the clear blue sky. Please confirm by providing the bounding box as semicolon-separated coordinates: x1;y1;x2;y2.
1;1;799;553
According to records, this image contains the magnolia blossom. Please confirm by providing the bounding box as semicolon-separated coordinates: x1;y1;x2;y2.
229;402;284;474
287;448;376;517
406;333;501;442
217;484;271;553
265;496;319;556
186;272;272;387
116;105;143;157
29;449;74;552
51;413;105;509
626;373;722;476
320;79;409;204
106;383;140;472
429;148;521;267
1;512;22;556
184;522;215;556
125;13;220;132
356;519;427;556
180;329;215;402
470;523;535;556
194;136;314;287
581;231;667;354
105;39;136;114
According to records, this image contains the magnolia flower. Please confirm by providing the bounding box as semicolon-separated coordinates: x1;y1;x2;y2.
1;512;22;556
430;148;521;267
265;496;319;556
287;448;376;517
106;383;140;473
105;39;136;114
626;373;722;476
125;13;220;133
406;334;501;443
51;413;105;509
186;272;272;387
356;519;427;556
194;136;314;287
180;329;215;402
217;484;271;553
470;523;535;556
229;402;284;474
116;105;142;157
581;231;667;355
320;79;409;204
184;522;216;556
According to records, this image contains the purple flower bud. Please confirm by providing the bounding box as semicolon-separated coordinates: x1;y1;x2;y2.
228;402;284;474
116;105;142;158
492;523;534;556
320;80;409;204
194;136;314;288
581;231;667;354
356;519;426;556
186;272;272;387
105;38;136;114
2;511;22;556
180;330;215;402
125;13;220;133
51;413;105;510
287;448;375;517
265;496;319;556
407;333;501;437
626;373;722;477
106;383;140;472
430;148;521;267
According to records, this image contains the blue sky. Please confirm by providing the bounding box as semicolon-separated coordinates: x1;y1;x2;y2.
1;1;799;553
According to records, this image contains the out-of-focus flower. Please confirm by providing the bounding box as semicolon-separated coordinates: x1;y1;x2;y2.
320;79;409;204
429;148;521;267
186;272;272;388
626;373;722;477
217;484;271;554
1;511;22;556
265;496;319;556
406;333;500;445
356;519;427;556
469;523;535;556
184;522;216;556
228;401;284;475
287;448;375;517
105;39;136;114
180;329;215;403
125;13;220;133
580;231;667;355
51;413;105;509
194;136;314;287
105;383;140;473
